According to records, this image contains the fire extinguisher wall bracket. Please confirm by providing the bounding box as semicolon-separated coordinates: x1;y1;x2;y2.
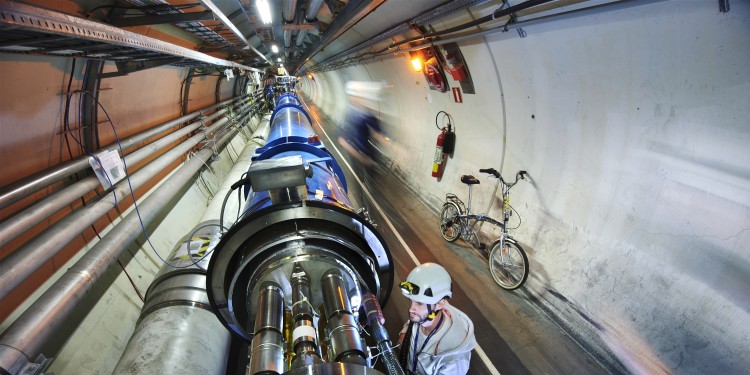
443;124;456;155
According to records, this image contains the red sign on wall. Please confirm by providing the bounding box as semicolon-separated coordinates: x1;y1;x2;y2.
452;87;462;103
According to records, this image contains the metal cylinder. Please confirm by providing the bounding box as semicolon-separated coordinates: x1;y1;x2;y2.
305;0;324;21
289;263;323;369
320;269;366;365
295;0;324;47
112;299;229;375
282;0;297;22
295;30;308;47
291;263;314;322
284;29;292;49
321;269;352;317
249;281;286;375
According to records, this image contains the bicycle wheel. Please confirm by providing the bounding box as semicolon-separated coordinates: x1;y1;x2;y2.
488;238;529;290
440;202;461;242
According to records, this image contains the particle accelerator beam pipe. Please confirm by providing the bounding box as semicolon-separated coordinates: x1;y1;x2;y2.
0;127;242;375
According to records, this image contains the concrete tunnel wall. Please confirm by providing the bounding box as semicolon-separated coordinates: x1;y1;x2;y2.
299;2;750;374
0;1;748;374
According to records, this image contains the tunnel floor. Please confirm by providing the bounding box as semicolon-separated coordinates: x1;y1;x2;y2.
297;97;616;375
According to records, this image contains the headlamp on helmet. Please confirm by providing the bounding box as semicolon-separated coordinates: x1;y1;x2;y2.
400;263;452;305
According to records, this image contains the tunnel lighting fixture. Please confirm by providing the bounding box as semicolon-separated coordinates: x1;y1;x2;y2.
411;58;422;72
256;0;272;24
271;44;279;53
277;57;282;62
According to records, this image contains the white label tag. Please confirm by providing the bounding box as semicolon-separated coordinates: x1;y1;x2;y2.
225;69;234;81
89;150;125;189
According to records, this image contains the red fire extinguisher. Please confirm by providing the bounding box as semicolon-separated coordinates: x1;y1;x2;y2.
432;121;455;178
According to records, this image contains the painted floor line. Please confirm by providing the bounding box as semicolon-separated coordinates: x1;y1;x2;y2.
301;99;502;375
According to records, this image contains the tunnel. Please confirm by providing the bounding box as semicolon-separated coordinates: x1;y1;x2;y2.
0;1;748;374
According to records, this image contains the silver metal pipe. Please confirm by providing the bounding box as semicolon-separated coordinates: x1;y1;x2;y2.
0;126;240;375
282;0;297;49
0;103;243;249
320;269;366;365
290;263;323;369
282;0;297;22
305;0;324;21
295;29;308;47
292;263;314;322
296;0;324;47
112;223;229;375
0;107;251;300
0;97;239;210
284;29;293;48
248;281;286;375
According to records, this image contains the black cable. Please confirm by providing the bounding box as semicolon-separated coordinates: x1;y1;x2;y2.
435;111;453;131
316;0;554;72
398;322;414;371
219;176;253;232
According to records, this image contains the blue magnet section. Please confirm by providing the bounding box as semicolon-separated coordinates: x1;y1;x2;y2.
244;94;350;215
268;103;313;130
277;93;301;106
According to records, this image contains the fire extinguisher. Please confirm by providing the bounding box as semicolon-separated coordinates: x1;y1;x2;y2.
432;112;455;178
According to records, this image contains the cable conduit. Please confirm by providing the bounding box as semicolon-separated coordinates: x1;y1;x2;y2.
0;102;248;249
0;107;252;301
0;97;242;211
0;128;243;375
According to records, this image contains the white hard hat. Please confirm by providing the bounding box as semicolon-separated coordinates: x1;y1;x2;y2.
345;81;384;101
400;263;452;304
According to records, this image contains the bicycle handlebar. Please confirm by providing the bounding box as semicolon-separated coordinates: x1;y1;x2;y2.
479;168;500;178
480;168;527;187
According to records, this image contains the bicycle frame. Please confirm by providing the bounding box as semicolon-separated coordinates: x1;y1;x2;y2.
440;168;529;290
444;171;518;250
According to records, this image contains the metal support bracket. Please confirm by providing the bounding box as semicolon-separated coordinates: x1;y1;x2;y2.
108;11;215;27
100;57;183;78
323;0;346;15
718;0;730;12
19;355;53;375
501;0;526;38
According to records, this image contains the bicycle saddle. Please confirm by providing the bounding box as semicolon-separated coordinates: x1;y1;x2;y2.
461;175;480;185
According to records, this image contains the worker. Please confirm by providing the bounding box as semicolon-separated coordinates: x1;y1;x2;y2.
398;263;477;375
338;81;387;170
